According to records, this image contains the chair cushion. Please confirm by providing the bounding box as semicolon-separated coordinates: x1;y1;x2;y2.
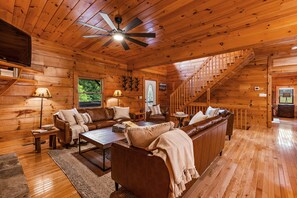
85;123;96;131
86;108;107;121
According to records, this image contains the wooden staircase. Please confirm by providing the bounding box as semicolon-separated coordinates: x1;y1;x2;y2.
170;49;255;113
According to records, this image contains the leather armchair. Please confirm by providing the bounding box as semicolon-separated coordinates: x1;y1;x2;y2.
146;106;169;123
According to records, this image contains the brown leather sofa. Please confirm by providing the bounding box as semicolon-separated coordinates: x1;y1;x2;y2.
145;106;170;123
184;109;234;140
53;107;132;146
111;115;227;198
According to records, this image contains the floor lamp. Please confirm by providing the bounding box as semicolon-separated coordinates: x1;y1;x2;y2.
113;90;122;106
32;88;52;128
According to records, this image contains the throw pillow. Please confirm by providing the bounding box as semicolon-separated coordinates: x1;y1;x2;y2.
189;111;208;125
205;106;220;117
74;113;85;125
60;109;77;126
80;113;93;124
149;104;162;115
125;121;175;149
113;106;130;119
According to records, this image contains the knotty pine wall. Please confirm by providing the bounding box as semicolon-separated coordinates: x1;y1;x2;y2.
0;38;167;142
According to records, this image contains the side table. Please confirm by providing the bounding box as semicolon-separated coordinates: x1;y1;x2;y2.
31;127;59;153
173;113;189;128
132;112;145;121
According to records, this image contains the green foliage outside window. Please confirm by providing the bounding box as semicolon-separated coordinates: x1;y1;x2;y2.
78;79;102;107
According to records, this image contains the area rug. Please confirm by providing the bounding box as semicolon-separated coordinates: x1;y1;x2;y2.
0;153;30;198
48;146;136;198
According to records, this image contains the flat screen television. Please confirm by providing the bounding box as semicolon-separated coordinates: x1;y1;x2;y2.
0;19;31;67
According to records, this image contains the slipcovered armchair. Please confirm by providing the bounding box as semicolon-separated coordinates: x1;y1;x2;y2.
146;105;169;123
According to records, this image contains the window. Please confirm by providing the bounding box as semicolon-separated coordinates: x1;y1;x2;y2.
279;88;294;104
147;84;154;106
78;78;102;108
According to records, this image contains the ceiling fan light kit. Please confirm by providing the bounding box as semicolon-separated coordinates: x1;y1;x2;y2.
78;11;156;50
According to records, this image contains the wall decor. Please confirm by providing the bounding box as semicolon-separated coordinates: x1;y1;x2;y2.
159;83;167;91
122;76;128;91
134;77;140;91
128;76;133;91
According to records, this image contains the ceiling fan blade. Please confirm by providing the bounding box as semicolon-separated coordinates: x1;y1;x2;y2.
123;18;143;32
125;37;148;47
103;38;113;47
121;40;130;50
77;21;109;32
99;12;117;30
83;34;110;38
124;33;156;38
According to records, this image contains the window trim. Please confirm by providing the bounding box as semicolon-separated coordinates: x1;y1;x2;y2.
77;77;103;109
278;88;294;104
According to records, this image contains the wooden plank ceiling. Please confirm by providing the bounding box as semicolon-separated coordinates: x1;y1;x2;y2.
1;0;297;69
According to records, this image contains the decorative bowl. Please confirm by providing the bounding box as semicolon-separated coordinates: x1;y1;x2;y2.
42;124;54;130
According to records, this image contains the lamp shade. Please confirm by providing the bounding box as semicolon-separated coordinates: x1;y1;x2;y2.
113;90;122;97
32;88;52;98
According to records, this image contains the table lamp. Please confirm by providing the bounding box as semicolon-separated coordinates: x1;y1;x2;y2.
113;90;122;106
32;88;52;128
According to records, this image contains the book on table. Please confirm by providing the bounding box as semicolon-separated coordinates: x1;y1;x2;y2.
31;129;47;133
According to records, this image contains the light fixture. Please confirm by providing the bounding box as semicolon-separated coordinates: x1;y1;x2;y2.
32;88;52;128
113;32;124;41
113;90;122;106
291;46;297;50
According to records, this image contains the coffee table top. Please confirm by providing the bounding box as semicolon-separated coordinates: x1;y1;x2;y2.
79;121;157;149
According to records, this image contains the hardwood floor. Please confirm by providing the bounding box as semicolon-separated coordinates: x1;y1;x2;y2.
1;119;297;197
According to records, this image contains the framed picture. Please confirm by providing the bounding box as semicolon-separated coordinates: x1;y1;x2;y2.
159;83;167;91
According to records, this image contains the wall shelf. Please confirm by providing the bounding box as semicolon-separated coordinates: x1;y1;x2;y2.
0;60;39;96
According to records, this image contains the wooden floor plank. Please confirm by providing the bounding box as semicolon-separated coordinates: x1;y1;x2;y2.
1;118;297;197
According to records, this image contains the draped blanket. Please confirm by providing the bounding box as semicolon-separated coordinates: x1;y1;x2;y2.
147;129;199;198
70;124;88;144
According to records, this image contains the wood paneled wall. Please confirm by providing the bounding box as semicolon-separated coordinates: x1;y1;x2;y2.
0;38;167;142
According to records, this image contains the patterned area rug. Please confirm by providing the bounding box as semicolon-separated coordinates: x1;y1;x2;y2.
48;146;136;198
0;153;30;198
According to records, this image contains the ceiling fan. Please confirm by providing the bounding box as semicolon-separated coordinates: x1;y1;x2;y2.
78;12;156;50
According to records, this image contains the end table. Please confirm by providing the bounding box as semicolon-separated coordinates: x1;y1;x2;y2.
31;127;59;153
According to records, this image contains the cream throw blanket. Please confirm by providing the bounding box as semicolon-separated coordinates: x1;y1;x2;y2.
70;124;88;144
147;129;199;198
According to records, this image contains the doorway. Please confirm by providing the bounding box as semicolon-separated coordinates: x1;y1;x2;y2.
145;80;157;112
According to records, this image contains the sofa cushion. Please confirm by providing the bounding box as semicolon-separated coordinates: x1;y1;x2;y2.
85;123;96;131
94;120;117;129
125;121;174;149
205;106;220;117
86;108;107;121
189;111;208;125
114;107;130;120
60;109;77;126
105;108;114;120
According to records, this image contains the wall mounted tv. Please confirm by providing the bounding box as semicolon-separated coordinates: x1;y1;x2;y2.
0;19;31;67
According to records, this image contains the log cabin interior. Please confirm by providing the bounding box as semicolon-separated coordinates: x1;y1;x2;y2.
1;0;297;197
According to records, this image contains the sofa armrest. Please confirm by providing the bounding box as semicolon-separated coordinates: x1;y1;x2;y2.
111;141;170;198
53;114;71;145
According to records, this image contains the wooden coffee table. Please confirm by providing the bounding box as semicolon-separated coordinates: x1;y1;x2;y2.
79;127;125;171
78;121;156;171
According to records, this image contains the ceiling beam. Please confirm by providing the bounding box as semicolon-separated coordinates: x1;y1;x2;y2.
128;14;297;70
